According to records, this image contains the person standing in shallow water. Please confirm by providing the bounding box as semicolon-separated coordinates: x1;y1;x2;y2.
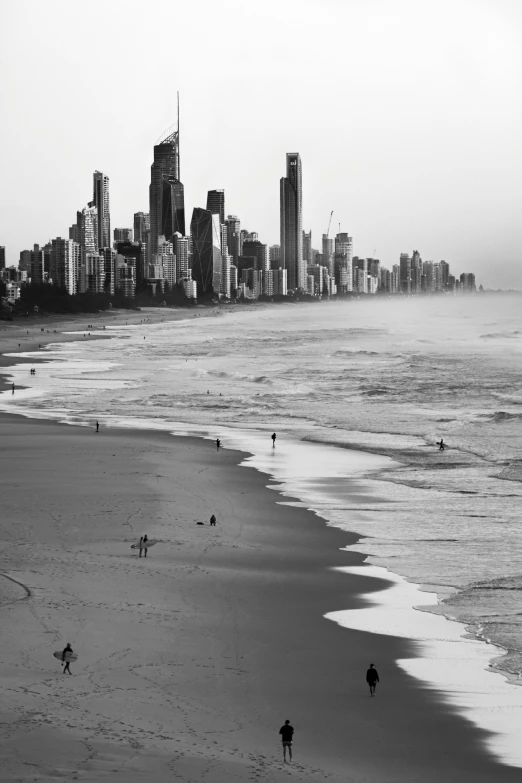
366;663;379;697
279;720;294;762
271;432;276;447
96;421;99;433
216;438;221;451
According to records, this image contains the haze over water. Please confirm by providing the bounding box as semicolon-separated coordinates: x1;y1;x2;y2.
3;295;522;684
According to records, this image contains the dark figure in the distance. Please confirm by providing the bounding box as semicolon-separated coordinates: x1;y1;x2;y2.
210;514;216;526
279;720;294;762
62;643;74;675
439;438;445;451
139;534;148;558
366;663;379;697
271;432;276;447
11;383;14;394
216;438;221;451
96;421;99;433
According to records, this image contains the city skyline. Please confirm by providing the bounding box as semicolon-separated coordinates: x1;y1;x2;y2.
1;0;521;288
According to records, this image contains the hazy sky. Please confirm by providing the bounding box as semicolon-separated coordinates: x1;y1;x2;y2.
1;0;521;286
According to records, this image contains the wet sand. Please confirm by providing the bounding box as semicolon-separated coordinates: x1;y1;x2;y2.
0;413;520;782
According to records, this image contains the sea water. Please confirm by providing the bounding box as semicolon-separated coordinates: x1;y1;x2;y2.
2;295;522;764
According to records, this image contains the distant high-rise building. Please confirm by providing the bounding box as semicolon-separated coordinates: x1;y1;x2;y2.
269;245;281;264
92;171;111;250
242;240;268;272
190;208;222;296
206;190;225;225
226;215;241;262
411;250;422;294
114;228;133;243
460;273;476;292
30;244;45;284
19;249;32;274
149;96;184;261
280;152;303;290
303;230;313;264
0;246;5;270
322;235;334;276
50;238;80;294
173;234;190;281
80;206;98;255
134;212;150;245
334;233;353;293
440;260;450;289
399;253;411;293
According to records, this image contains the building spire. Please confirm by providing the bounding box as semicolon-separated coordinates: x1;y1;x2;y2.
177;91;180;181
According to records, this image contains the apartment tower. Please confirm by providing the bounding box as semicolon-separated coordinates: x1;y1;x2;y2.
280;153;303;290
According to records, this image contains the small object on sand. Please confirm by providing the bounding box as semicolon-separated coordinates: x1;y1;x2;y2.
197;522;205;526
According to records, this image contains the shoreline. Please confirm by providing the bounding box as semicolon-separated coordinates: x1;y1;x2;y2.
1;316;522;777
1;415;520;781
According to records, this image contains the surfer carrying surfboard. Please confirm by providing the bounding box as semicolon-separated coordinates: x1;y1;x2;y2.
139;535;148;558
62;643;74;674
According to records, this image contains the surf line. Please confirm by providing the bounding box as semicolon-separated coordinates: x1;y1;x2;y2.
0;572;32;606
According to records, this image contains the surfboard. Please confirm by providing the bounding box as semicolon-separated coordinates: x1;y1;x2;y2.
53;651;78;662
130;539;159;550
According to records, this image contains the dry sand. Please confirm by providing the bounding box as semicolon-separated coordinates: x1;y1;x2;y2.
0;415;519;783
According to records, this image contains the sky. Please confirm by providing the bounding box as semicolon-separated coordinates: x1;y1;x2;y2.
1;0;521;287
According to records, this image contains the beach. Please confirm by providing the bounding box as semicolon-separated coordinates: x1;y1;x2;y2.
1;299;522;780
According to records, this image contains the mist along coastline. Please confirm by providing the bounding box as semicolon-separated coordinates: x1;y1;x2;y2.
1;295;522;781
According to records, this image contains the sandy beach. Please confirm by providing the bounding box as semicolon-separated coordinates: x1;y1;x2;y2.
0;407;520;782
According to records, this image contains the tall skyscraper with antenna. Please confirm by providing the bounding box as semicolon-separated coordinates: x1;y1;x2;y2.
92;171;110;249
149;93;185;261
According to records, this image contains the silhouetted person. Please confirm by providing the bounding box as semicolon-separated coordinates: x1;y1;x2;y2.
11;383;14;394
96;421;99;433
279;720;294;762
439;438;445;451
216;438;221;451
210;514;216;526
366;663;379;697
271;432;276;447
62;643;74;675
139;535;148;558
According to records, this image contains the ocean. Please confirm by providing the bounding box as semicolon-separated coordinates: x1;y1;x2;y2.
2;294;522;765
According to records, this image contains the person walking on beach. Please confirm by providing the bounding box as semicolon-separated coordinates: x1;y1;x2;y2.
279;720;294;762
139;535;148;558
438;438;445;451
366;663;379;697
210;514;216;526
271;432;277;447
11;383;15;394
62;643;74;675
96;421;99;433
216;438;221;451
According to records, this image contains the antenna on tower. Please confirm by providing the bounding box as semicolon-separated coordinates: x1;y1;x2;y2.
177;91;180;181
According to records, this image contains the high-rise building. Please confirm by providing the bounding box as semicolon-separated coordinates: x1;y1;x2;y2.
80;206;98;254
173;233;190;282
280;152;303;290
242;240;268;272
303;230;313;264
206;190;225;225
0;246;5;270
149;97;183;261
440;260;450;290
399;253;411;293
114;228;133;243
334;233;353;293
133;212;150;245
226;215;241;263
190;208;222;296
30;244;45;284
269;245;281;264
79;252;105;294
50;238;80;294
92;171;111;250
322;235;334;276
411;250;422;294
19;249;32;274
101;248;116;294
460;273;476;292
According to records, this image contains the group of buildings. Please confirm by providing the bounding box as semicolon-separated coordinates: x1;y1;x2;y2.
1;103;478;305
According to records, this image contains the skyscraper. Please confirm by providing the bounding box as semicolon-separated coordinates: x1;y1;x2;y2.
400;253;412;293
149;95;184;261
50;238;80;294
303;231;313;265
206;190;225;225
322;235;334;276
226;215;241;262
134;212;150;245
92;171;111;249
280;153;303;290
114;228;133;243
80;206;98;255
190;208;222;296
0;246;5;270
242;240;268;272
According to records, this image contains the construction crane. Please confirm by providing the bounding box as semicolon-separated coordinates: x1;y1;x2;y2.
325;210;334;237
